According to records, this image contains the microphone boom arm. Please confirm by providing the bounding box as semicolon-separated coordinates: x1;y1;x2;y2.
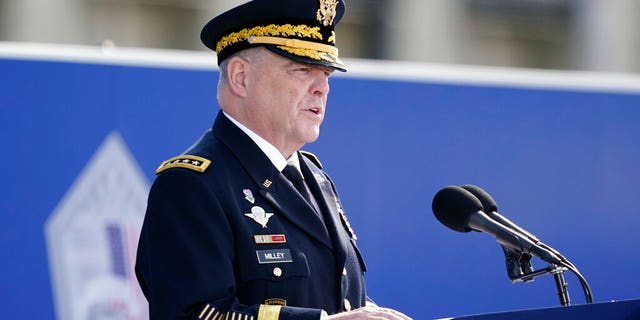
507;257;593;306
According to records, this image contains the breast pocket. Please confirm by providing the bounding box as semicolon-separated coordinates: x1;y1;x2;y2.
237;249;311;306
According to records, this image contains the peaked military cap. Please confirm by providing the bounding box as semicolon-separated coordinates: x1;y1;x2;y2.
200;0;347;71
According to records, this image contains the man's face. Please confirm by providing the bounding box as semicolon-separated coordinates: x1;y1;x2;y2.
243;49;334;156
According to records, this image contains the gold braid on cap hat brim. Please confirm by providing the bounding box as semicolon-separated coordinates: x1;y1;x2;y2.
215;24;339;62
216;24;325;52
251;36;341;64
248;36;338;56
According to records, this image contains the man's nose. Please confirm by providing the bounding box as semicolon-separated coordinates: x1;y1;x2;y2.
311;71;330;96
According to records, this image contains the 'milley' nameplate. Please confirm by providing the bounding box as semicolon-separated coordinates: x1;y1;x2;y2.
256;249;293;264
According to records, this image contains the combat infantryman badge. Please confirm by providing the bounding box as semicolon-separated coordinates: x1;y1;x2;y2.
243;189;255;204
245;206;274;228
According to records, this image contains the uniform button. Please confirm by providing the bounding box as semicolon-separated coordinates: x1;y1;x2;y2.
343;299;351;311
342;268;347;276
273;267;282;277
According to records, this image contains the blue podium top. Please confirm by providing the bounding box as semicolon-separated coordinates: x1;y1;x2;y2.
444;299;640;320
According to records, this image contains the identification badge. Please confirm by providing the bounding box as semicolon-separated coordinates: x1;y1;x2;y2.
256;249;293;264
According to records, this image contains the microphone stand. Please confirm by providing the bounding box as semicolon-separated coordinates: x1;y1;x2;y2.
551;265;571;306
506;253;571;306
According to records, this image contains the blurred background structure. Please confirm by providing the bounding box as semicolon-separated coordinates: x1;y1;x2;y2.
3;1;640;320
1;0;638;73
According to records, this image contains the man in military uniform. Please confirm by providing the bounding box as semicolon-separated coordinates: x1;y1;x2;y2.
135;1;412;319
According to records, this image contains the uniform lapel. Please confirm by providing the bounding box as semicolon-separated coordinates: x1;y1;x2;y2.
211;112;332;249
258;184;332;248
300;155;349;269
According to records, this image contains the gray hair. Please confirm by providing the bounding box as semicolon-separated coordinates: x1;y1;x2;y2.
218;47;265;84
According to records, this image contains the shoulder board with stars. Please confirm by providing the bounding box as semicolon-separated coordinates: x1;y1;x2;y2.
300;150;322;169
155;155;211;175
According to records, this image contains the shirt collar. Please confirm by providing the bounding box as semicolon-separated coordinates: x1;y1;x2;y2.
222;111;299;172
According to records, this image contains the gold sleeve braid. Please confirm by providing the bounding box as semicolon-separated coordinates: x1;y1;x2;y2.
258;305;282;320
198;305;255;320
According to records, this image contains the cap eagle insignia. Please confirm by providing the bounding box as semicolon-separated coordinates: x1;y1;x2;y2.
317;0;339;26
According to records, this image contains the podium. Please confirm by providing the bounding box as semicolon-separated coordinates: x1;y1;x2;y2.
445;299;640;320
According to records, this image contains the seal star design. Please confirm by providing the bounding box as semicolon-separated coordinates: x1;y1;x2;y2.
245;206;274;228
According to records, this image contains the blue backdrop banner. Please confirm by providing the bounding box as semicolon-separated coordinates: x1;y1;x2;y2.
1;43;639;320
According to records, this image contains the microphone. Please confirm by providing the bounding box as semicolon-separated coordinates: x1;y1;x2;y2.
460;184;541;243
432;186;562;265
459;184;535;279
460;184;572;267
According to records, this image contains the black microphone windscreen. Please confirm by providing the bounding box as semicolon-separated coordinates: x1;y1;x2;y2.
461;184;498;212
432;186;483;233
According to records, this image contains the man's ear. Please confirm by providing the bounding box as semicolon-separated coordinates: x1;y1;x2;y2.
226;56;249;97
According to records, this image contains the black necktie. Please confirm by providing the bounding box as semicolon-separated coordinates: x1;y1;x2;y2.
282;165;313;204
282;164;328;228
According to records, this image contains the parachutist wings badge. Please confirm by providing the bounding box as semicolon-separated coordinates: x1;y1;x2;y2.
245;206;274;228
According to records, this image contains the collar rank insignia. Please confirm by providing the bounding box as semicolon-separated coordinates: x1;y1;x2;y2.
245;206;274;228
313;173;326;184
155;155;211;174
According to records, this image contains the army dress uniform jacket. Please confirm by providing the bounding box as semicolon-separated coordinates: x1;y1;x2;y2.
135;111;369;320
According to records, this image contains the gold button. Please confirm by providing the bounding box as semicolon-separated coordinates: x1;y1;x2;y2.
273;267;282;277
343;299;351;311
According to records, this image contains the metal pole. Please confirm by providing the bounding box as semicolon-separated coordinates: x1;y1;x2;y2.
552;265;571;306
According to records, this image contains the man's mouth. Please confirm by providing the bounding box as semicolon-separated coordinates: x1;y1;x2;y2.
308;106;321;115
